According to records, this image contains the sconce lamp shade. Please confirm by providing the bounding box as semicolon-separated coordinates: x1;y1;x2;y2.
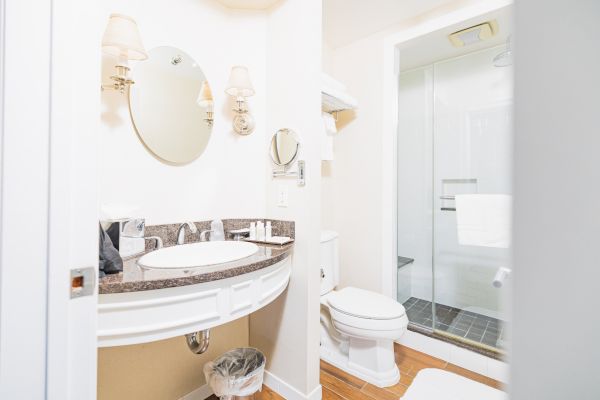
102;14;148;61
197;81;214;107
225;66;255;98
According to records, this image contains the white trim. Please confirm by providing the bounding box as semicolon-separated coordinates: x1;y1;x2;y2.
98;259;291;347
0;0;53;397
178;372;324;400
396;331;509;383
179;384;213;400
45;0;101;397
98;288;221;311
264;370;322;400
380;0;513;299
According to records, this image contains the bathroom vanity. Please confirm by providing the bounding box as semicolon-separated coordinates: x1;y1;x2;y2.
97;219;294;347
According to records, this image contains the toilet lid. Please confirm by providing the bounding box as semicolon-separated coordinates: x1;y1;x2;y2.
327;287;406;320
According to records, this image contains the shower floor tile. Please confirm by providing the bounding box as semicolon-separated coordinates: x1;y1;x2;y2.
402;297;506;350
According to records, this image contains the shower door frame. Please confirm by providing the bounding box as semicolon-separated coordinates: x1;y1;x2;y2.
380;0;513;301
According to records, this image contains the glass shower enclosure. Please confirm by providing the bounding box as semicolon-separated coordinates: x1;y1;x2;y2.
396;45;512;354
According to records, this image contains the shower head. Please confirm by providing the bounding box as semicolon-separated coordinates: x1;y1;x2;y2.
493;50;512;67
494;36;513;67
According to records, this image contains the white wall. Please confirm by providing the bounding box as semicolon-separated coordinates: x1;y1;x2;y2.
512;0;600;398
321;39;336;230
99;0;268;225
249;0;323;398
326;33;386;293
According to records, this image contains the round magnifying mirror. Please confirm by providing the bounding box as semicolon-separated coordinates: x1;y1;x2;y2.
129;46;213;164
270;129;300;167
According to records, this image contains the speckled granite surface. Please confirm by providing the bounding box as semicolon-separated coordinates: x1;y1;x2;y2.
100;219;294;294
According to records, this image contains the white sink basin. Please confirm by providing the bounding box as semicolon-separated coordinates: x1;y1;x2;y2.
138;241;259;270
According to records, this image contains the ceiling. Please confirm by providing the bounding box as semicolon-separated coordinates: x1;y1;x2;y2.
215;0;281;9
323;0;455;48
398;6;512;71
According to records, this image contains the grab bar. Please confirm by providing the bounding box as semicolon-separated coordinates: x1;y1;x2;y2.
440;195;456;211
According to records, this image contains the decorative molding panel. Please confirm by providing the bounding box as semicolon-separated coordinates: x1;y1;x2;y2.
98;258;291;347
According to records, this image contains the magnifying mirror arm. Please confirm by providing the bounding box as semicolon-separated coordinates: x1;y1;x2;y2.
272;160;305;186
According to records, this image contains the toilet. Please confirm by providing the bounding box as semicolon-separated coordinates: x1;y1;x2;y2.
320;230;408;387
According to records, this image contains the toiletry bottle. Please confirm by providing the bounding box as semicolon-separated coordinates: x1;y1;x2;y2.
265;221;272;240
249;222;256;240
257;221;265;241
210;219;225;241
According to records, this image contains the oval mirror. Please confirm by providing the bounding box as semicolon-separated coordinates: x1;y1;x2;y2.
269;129;300;167
129;46;213;164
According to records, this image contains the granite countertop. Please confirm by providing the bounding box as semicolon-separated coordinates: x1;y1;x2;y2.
99;242;293;294
99;219;295;294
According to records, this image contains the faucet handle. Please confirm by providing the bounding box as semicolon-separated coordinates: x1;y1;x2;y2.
145;236;163;250
199;230;213;242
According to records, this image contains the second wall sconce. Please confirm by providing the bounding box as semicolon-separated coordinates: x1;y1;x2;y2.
197;81;214;126
101;14;148;93
225;66;255;135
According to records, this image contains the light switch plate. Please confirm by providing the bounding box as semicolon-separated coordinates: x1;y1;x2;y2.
276;184;289;207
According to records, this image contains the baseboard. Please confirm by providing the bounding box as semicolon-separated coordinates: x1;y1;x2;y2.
179;372;323;400
264;370;322;400
179;384;213;400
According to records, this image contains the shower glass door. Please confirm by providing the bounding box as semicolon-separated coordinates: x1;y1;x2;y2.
431;46;512;352
397;45;512;353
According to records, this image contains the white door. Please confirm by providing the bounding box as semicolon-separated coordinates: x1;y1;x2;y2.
0;0;100;398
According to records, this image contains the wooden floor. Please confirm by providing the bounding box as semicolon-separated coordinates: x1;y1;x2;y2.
209;344;503;400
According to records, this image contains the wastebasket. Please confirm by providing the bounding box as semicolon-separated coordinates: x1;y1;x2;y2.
204;348;266;400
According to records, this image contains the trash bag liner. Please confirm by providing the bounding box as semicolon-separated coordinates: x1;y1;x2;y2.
204;348;266;399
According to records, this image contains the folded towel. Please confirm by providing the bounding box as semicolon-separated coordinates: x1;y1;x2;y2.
99;223;123;277
455;194;511;248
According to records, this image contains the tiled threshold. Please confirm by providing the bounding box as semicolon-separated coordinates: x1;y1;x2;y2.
407;322;504;360
402;297;506;360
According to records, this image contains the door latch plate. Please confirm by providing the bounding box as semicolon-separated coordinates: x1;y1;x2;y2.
70;267;95;298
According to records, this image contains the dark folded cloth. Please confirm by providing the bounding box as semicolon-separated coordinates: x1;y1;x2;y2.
99;223;123;278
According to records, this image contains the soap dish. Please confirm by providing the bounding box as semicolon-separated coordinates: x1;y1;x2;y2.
228;228;251;241
243;236;294;245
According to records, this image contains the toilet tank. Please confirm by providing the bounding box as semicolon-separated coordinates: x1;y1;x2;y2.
320;230;340;295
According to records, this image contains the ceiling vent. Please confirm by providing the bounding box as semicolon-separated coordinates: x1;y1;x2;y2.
448;21;498;47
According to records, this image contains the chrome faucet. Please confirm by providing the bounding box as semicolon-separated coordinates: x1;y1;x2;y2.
176;222;198;245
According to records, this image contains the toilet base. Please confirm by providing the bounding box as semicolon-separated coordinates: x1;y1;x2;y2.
320;335;400;388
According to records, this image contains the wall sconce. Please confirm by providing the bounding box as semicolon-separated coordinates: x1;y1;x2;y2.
225;66;255;135
101;14;148;93
197;81;214;126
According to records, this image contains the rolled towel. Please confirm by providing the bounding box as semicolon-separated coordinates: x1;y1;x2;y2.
99;223;123;277
321;112;336;160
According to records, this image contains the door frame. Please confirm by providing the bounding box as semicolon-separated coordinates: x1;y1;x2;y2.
380;0;513;299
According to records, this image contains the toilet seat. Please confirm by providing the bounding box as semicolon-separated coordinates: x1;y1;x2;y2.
327;287;406;319
324;287;408;340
